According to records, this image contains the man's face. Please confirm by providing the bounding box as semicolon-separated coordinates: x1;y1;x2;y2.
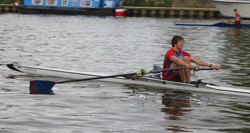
234;10;237;14
177;40;183;50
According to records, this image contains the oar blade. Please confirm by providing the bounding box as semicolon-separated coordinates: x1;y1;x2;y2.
30;80;56;94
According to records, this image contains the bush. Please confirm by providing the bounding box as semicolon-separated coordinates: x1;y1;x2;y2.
124;0;172;7
146;0;155;7
190;4;199;8
0;0;23;4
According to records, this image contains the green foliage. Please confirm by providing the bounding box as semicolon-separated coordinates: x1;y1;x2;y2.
0;0;23;4
124;0;172;7
146;0;154;7
0;0;12;4
123;0;146;6
190;4;199;8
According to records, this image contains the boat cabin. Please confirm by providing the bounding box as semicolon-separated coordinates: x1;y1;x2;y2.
23;0;123;8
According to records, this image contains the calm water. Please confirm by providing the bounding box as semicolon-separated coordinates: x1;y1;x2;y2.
0;13;249;133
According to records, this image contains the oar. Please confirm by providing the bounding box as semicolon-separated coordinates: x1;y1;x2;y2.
29;67;214;94
29;67;187;92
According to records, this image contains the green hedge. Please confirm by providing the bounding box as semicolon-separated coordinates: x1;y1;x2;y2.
124;0;172;7
0;0;23;4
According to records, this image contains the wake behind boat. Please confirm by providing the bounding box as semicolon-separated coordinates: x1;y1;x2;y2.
6;63;250;97
175;22;250;28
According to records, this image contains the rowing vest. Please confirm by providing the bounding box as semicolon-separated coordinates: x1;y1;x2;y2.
235;13;241;24
163;48;191;79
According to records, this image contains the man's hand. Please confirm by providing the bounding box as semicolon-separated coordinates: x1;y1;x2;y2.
212;65;220;70
185;65;199;71
185;64;193;69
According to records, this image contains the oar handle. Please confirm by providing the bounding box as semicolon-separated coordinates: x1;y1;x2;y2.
197;68;213;70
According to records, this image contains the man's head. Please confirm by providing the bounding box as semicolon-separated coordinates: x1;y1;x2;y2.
234;9;237;14
171;35;184;47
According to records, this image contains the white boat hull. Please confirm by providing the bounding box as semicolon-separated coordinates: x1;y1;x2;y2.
6;63;250;97
211;0;250;19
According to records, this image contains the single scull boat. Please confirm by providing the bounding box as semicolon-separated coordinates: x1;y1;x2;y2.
6;63;250;97
175;22;250;28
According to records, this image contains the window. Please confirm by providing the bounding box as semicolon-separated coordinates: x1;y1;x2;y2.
46;0;57;5
32;0;43;4
62;0;68;6
80;1;92;7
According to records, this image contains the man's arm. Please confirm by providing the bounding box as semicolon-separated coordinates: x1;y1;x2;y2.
236;16;240;21
235;14;240;21
190;56;220;70
170;56;193;68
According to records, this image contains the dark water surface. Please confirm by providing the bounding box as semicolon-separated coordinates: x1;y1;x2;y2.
0;13;249;133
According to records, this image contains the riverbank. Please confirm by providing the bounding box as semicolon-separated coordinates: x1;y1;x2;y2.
0;4;17;13
125;7;222;18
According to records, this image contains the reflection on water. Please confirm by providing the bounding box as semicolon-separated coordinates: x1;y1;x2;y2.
161;92;192;120
218;28;250;87
216;98;250;132
130;86;250;133
161;91;193;132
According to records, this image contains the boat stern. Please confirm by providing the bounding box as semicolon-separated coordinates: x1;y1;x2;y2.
114;0;126;16
116;8;126;16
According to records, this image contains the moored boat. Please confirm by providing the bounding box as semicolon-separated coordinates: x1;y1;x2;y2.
210;0;250;19
6;63;250;97
14;0;126;16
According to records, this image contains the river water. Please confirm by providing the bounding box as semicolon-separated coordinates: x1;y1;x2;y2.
0;13;249;133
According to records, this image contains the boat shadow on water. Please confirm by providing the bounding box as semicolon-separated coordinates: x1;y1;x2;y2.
126;84;250;132
126;85;206;132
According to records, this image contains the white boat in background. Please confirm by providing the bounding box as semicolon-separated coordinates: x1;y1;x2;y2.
6;63;250;97
211;0;250;19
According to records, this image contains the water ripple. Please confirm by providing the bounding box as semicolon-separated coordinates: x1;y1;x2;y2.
0;14;249;132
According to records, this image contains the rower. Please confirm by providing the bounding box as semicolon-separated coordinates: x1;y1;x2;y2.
162;35;220;83
226;9;241;25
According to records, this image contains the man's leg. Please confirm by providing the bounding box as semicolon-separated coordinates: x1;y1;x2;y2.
170;59;187;83
226;19;235;24
183;56;191;82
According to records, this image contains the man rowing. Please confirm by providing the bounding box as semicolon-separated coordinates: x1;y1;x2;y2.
162;35;220;83
226;9;241;25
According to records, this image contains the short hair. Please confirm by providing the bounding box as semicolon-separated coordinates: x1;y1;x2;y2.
171;35;184;47
234;9;237;11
